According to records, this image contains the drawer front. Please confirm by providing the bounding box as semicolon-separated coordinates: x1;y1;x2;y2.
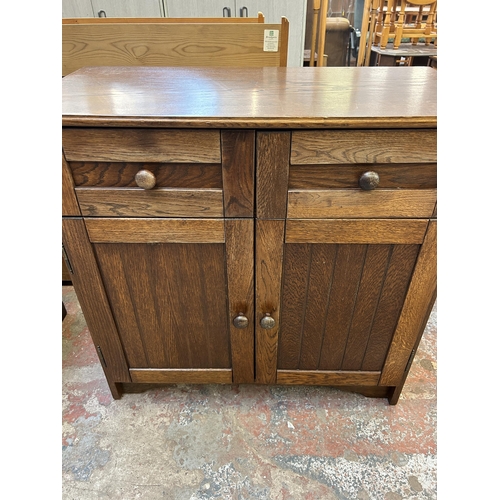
290;129;437;165
63;128;221;163
63;128;224;218
288;129;437;219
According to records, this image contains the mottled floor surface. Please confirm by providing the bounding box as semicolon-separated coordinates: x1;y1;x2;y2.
62;286;437;500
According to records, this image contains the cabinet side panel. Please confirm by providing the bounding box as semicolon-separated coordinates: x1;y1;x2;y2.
380;220;437;385
62;218;131;382
62;153;81;216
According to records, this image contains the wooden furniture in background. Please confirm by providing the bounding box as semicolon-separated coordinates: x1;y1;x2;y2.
62;16;289;76
62;0;307;67
309;0;320;66
62;66;437;404
370;41;436;66
308;0;329;66
358;0;437;66
392;0;437;48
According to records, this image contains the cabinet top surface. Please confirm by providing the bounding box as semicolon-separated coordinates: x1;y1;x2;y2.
62;66;437;128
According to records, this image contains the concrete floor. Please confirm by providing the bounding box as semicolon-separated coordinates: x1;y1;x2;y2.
62;286;437;500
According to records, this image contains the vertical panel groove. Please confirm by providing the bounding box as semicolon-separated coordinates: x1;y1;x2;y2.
171;249;194;368
339;245;369;368
297;245;312;369
119;246;153;367
197;250;213;367
94;245;137;368
315;245;338;370
144;245;168;367
359;245;394;368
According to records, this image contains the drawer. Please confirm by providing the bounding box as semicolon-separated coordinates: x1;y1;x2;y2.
288;129;436;219
63;128;224;217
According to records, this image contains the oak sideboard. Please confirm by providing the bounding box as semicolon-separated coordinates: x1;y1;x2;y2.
62;66;437;404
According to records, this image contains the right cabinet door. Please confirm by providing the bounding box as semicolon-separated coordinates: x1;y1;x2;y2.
255;130;437;392
276;218;434;387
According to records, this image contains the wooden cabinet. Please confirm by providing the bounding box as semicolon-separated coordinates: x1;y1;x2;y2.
62;66;437;404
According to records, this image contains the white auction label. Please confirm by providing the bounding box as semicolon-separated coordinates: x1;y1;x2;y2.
263;29;279;52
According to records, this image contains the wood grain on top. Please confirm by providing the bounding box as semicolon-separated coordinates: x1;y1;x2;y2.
62;66;437;128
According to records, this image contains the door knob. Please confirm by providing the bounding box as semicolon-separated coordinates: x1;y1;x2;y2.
135;169;156;190
359;171;380;190
233;313;249;329
260;313;275;329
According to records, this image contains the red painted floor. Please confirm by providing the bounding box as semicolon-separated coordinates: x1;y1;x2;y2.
62;286;437;499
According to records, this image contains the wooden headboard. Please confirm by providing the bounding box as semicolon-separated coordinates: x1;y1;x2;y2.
62;16;289;76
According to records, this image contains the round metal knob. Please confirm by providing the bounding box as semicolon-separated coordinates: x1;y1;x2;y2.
233;313;249;329
359;171;380;190
260;313;275;329
135;169;156;190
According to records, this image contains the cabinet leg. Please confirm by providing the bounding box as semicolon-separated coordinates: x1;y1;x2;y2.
387;385;402;405
108;382;123;400
103;371;123;400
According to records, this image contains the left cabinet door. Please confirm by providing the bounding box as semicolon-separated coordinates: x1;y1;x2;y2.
90;0;164;17
86;218;254;384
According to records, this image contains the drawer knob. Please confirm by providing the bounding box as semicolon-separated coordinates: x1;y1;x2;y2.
260;313;275;329
359;171;380;190
233;313;249;329
135;169;156;190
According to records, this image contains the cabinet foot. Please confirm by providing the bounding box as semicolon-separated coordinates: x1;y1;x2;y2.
387;385;402;405
104;379;123;400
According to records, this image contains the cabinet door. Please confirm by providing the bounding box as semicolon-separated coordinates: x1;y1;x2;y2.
165;0;233;18
90;0;164;17
255;218;435;385
70;217;255;385
62;0;94;17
